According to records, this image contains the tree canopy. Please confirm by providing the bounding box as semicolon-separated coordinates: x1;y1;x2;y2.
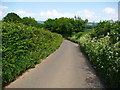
44;17;88;37
22;17;43;28
3;12;22;23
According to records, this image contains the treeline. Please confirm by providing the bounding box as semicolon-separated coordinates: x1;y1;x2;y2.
44;17;88;37
3;12;43;28
2;13;63;86
69;20;120;88
3;13;88;38
3;13;88;37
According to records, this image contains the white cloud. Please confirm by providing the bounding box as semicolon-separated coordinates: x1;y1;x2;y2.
102;7;117;21
0;11;3;17
76;9;96;18
76;9;96;19
39;9;96;20
0;6;9;19
39;9;74;19
103;7;116;15
0;5;9;10
14;10;36;17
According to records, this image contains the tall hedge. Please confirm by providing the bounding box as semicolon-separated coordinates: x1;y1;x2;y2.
79;21;120;88
68;21;120;88
2;22;63;86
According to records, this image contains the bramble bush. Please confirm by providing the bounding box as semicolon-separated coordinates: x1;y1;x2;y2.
79;21;120;88
2;22;63;86
69;21;120;88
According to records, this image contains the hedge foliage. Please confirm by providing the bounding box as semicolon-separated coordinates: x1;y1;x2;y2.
2;22;63;86
69;21;120;88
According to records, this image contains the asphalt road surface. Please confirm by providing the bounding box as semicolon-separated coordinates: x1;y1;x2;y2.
6;40;104;88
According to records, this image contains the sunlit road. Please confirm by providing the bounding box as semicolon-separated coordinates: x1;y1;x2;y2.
6;40;103;88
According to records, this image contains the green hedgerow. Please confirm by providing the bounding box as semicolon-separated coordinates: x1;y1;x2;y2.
2;22;63;86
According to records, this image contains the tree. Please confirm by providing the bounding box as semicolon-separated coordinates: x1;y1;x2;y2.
44;17;88;37
3;12;22;23
73;17;88;32
23;17;43;28
44;19;55;32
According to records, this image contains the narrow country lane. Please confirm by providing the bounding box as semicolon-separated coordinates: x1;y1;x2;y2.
6;40;104;88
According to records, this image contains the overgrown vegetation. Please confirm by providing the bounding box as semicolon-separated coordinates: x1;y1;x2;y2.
2;13;63;86
69;21;120;88
2;12;120;88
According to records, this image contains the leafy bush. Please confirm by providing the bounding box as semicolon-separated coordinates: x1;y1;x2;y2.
2;22;63;86
68;30;92;43
69;21;120;88
79;35;120;88
68;32;84;43
79;21;120;88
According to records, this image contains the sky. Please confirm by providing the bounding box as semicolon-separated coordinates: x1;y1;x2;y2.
0;0;120;22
